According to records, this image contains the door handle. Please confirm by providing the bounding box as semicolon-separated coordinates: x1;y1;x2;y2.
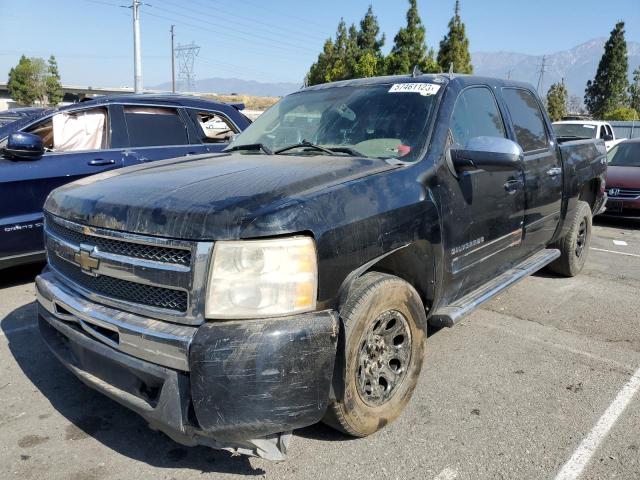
546;167;562;177
88;159;116;166
504;178;522;194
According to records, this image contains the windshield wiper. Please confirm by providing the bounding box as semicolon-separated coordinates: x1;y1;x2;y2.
274;140;337;156
224;143;273;155
326;146;366;157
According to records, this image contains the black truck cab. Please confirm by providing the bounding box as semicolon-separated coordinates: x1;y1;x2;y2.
36;74;606;460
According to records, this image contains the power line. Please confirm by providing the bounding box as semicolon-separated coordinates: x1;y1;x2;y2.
233;0;328;31
144;10;313;64
150;3;318;55
169;0;329;43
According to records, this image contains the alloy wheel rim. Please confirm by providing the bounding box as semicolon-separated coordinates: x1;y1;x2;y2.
356;309;412;407
575;219;587;258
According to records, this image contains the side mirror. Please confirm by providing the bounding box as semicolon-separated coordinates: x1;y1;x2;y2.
602;134;614;142
451;136;523;172
4;132;44;160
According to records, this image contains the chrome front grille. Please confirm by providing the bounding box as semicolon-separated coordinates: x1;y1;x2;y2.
45;213;191;266
49;256;189;312
607;188;640;200
44;213;213;325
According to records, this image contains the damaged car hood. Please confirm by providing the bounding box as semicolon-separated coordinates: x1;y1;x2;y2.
44;153;397;240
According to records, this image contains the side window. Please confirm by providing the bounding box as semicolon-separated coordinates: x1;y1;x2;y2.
599;125;607;138
25;118;54;151
25;107;108;152
123;106;189;147
449;87;506;148
192;111;238;143
501;88;549;152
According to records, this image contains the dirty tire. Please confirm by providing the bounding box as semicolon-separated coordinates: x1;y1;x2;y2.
548;200;592;277
323;272;426;437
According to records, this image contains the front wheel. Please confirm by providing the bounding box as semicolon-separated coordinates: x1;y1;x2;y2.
323;272;426;437
548;200;592;277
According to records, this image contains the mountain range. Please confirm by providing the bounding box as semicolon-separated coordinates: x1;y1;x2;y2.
154;38;640;98
153;77;301;97
472;38;640;98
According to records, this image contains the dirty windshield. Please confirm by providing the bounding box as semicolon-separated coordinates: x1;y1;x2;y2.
227;82;440;161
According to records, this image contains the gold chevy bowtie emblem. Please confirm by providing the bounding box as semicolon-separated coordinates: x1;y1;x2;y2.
74;248;99;273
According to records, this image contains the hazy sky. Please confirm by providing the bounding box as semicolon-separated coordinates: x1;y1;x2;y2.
0;0;638;88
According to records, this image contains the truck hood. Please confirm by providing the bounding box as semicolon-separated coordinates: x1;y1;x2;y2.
606;165;640;189
45;153;397;240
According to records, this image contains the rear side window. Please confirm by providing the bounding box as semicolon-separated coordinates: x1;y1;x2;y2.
449;87;506;148
192;111;238;143
599;125;607;138
123;106;189;147
605;124;613;137
502;88;549;152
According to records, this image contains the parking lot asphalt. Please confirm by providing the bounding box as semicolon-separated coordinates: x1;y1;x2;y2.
1;216;639;480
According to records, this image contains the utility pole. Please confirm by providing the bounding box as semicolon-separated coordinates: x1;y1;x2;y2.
132;0;143;93
170;25;176;93
536;55;547;94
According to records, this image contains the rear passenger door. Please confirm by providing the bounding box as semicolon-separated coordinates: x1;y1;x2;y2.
501;88;562;251
119;105;205;166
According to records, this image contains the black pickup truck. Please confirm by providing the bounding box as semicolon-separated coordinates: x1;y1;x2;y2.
36;74;606;460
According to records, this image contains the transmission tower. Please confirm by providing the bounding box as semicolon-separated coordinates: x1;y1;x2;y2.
536;55;547;94
175;42;200;92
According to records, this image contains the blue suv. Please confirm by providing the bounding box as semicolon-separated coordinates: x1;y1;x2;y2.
0;94;251;269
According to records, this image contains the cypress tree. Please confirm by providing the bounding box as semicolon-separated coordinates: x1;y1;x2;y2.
329;20;351;81
307;20;352;86
386;0;438;75
629;67;640;112
45;55;63;106
546;81;568;122
356;6;385;77
307;39;336;86
584;22;629;118
306;7;386;85
437;0;473;74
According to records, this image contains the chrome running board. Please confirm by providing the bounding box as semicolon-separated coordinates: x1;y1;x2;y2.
430;248;561;328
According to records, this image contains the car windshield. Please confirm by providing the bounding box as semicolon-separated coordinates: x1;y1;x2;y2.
553;123;598;139
227;83;440;161
607;142;640;167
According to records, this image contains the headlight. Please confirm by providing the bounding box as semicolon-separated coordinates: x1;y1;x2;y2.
205;236;317;319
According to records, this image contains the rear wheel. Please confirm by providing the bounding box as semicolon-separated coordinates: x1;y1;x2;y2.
323;272;426;437
548;200;592;277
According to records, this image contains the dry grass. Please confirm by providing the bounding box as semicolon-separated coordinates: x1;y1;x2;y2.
202;94;279;111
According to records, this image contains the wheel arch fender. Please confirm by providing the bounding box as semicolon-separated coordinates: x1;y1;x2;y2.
336;240;437;329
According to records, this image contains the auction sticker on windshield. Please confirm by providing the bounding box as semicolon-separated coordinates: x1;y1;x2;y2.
388;83;441;96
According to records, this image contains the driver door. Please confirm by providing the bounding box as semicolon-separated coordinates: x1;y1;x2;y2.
440;86;525;299
0;106;121;259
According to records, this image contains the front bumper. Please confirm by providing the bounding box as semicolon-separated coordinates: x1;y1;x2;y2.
600;197;640;218
36;271;338;460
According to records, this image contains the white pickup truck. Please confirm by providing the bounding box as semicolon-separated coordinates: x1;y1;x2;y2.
553;120;624;151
